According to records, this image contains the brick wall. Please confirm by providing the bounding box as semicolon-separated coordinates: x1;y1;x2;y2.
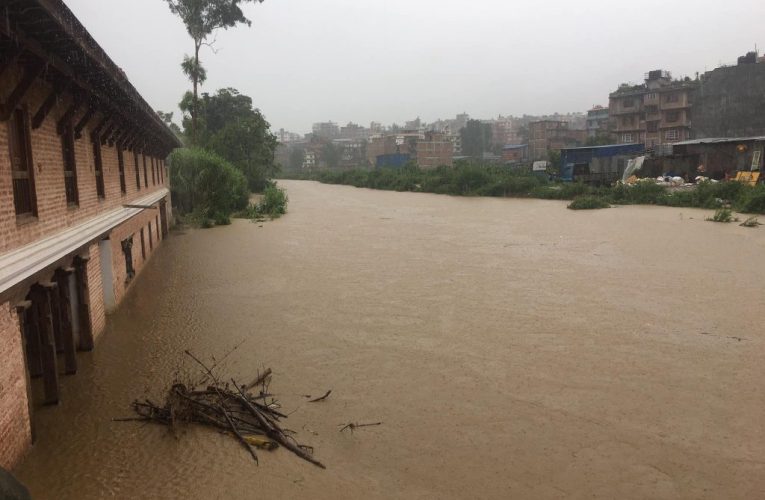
108;208;164;307
0;65;170;255
0;303;31;470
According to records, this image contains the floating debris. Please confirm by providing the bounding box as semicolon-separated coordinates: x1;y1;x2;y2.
115;351;325;468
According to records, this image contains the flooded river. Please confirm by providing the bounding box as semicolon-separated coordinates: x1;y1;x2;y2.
16;180;765;499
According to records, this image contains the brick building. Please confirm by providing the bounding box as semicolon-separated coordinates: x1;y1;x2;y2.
415;132;453;169
528;120;586;161
609;70;697;149
0;0;179;469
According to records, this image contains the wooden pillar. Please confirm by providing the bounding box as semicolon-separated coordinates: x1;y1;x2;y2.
55;268;78;375
24;294;43;378
15;301;36;443
31;283;60;405
74;256;94;351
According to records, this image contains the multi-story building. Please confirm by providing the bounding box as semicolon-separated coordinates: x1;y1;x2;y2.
338;122;369;141
487;116;516;149
692;55;765;138
528;121;586;160
0;0;179;469
609;70;697;148
586;106;610;138
415;132;454;169
311;121;339;139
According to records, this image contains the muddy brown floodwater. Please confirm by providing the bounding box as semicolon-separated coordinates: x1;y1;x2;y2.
15;180;765;499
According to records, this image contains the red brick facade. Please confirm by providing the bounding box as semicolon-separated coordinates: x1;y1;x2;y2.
0;1;179;469
0;304;32;469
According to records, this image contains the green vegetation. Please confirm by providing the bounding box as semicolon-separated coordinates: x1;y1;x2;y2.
164;1;284;229
169;148;249;227
567;196;611;210
165;0;265;144
706;208;737;223
180;88;279;192
236;184;289;220
284;164;765;214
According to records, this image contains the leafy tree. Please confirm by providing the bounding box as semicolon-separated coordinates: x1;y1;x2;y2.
321;142;341;169
460;119;492;158
164;0;264;144
168;148;249;225
288;148;305;171
585;134;613;146
181;88;278;191
157;110;184;138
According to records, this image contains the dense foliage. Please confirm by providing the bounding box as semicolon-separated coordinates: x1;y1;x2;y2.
284;164;765;214
169;148;249;226
179;88;278;192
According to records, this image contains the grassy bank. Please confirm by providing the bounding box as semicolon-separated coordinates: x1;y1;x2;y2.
282;164;765;214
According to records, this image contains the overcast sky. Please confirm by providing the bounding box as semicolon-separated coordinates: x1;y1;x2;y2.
66;0;764;134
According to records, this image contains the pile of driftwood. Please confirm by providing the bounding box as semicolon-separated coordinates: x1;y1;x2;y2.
119;350;324;468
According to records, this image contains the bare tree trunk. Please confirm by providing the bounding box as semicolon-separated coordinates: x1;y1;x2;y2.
192;42;200;145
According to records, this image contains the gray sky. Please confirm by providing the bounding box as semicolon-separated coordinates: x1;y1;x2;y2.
66;0;764;134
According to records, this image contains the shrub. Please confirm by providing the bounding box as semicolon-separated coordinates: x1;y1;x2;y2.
169;148;249;227
736;185;765;214
567;196;611;210
706;208;737;223
258;185;289;218
608;181;666;205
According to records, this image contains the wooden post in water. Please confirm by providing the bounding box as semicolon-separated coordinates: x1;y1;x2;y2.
55;268;78;375
24;292;43;378
74;256;94;351
32;282;60;405
15;300;36;442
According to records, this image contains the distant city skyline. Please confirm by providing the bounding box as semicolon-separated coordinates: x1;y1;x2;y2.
65;0;764;135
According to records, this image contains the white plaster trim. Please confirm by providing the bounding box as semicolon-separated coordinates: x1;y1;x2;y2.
0;189;168;294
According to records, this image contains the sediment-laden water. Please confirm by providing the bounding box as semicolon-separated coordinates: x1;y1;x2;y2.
16;180;765;499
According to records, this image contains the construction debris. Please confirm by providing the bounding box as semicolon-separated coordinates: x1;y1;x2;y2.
116;350;325;468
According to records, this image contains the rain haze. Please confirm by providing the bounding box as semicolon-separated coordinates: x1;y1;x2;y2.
65;0;764;133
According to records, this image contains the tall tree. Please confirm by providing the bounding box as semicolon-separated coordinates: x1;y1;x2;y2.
460;119;492;158
181;88;278;191
164;0;264;144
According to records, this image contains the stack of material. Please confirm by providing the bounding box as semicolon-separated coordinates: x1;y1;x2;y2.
121;351;324;468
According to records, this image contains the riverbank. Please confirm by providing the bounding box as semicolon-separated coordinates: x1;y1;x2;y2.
283;165;765;213
16;180;765;499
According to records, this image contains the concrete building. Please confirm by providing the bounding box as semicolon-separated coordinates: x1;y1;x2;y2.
692;56;765;139
0;0;179;469
529;121;586;161
338;122;369;141
609;70;697;149
311;121;339;139
586;106;609;138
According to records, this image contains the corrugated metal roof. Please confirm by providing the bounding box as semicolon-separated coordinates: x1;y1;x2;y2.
673;137;765;146
560;143;643;151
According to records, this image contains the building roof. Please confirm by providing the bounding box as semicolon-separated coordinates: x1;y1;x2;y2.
0;189;168;296
502;144;527;150
561;143;643;152
673;136;765;146
1;0;181;154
